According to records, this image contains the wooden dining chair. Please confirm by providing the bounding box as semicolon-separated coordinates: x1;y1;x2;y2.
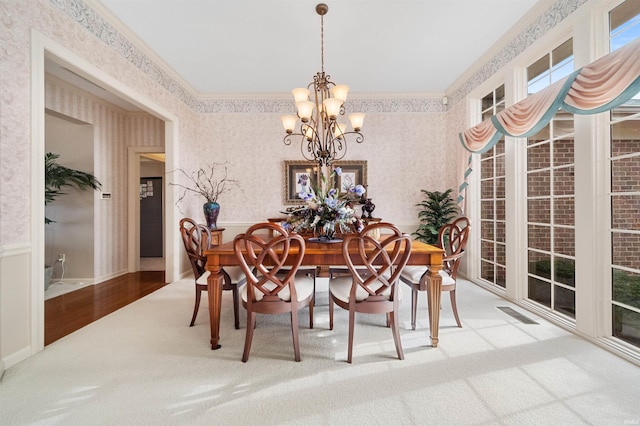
233;222;315;362
179;218;244;329
329;222;412;363
400;216;471;329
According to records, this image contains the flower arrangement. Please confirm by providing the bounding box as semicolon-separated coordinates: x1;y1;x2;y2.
283;167;366;240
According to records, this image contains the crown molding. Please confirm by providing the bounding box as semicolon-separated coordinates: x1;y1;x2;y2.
54;0;591;114
447;0;591;106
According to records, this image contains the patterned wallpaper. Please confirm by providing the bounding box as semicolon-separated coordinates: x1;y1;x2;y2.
48;0;587;112
0;0;589;254
184;111;452;227
45;76;164;278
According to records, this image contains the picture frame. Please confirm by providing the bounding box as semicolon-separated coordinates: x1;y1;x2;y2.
333;160;367;195
284;161;319;204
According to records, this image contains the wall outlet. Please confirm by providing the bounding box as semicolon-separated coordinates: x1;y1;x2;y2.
58;253;66;262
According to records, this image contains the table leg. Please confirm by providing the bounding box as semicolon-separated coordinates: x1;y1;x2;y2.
425;267;443;348
207;266;225;350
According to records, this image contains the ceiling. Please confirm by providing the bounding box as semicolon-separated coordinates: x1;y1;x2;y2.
95;0;542;96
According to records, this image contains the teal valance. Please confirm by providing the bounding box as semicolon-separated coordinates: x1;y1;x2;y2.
460;38;640;153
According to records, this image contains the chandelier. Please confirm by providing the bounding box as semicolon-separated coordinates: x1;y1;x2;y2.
281;3;365;167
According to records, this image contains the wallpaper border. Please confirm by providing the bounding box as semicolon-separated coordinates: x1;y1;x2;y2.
51;0;587;113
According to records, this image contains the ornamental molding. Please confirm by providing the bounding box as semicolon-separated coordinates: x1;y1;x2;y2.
51;0;587;113
449;0;589;106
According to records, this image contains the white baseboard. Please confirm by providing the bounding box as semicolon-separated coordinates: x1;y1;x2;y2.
3;345;32;370
94;269;129;284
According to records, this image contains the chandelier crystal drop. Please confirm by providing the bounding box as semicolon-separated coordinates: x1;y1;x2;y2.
281;3;365;167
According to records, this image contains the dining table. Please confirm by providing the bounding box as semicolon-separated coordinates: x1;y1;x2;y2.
204;232;445;350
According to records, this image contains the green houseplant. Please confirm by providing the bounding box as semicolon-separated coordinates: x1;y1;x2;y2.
44;152;101;289
45;152;102;224
413;188;459;245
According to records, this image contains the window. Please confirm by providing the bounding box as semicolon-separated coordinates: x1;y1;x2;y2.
526;39;573;95
526;40;576;318
479;85;507;288
610;0;640;51
609;0;640;347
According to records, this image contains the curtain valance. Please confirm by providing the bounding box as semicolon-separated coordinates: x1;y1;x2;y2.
459;38;640;154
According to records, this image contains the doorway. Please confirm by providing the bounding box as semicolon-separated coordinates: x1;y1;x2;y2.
139;154;166;271
140;176;163;257
30;34;181;356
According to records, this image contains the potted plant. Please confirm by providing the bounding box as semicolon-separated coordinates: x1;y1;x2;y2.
45;152;102;224
45;152;102;288
413;188;459;245
170;162;239;229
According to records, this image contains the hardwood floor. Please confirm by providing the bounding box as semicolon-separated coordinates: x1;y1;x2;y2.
45;271;167;346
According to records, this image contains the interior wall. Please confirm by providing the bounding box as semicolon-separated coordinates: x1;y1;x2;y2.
45;76;165;282
140;160;165;178
45;75;128;281
177;111;455;230
45;112;95;281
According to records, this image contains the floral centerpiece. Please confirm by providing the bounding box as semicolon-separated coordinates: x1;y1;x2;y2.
283;167;366;240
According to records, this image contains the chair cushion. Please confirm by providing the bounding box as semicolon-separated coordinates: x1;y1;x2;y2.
223;266;246;284
400;266;455;286
239;275;315;303
196;270;210;285
196;267;247;285
329;274;402;303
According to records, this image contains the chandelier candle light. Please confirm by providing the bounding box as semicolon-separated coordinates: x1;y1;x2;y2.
281;3;365;167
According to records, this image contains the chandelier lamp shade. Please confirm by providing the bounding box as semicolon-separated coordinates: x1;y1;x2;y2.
281;3;365;167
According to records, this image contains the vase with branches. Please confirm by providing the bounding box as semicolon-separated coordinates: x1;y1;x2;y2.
170;162;239;229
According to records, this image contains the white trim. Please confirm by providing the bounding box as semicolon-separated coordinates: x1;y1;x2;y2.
0;243;31;257
165;121;179;283
466;97;482;282
3;346;33;371
31;29;46;354
127;147;165;275
0;244;32;372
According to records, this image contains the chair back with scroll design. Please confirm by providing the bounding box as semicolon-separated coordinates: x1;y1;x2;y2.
233;222;314;362
439;216;471;283
179;218;241;328
400;216;470;329
328;222;412;363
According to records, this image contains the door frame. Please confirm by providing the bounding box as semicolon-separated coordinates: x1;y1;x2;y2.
128;148;168;272
31;31;180;353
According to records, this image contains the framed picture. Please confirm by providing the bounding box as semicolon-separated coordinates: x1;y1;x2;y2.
284;161;319;204
333;160;367;195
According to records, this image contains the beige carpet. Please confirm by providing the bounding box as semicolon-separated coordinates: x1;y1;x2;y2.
2;278;639;425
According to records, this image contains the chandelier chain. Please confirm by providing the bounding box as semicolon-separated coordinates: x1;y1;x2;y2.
320;15;324;74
